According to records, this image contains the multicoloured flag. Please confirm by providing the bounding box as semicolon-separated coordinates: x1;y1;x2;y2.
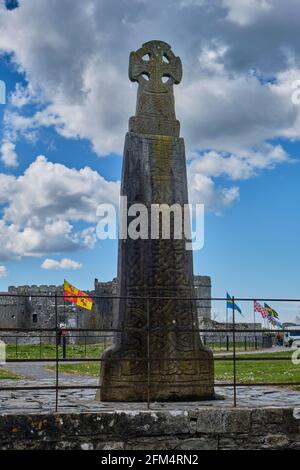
63;279;93;311
264;303;279;318
266;315;283;329
226;293;243;315
254;300;269;318
267;315;276;326
273;318;283;329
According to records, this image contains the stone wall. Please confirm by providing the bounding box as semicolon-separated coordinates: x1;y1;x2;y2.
0;276;211;344
194;275;211;321
94;278;118;329
0;407;299;450
0;294;30;329
202;322;263;340
200;321;271;349
0;285;100;344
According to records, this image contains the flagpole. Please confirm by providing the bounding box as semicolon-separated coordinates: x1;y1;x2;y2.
253;301;256;349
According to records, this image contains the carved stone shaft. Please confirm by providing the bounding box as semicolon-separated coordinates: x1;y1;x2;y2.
99;41;214;401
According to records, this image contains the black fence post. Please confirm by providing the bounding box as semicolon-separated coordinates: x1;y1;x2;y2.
62;336;67;359
146;298;150;410
226;335;229;351
244;336;247;351
55;293;59;412
232;296;237;407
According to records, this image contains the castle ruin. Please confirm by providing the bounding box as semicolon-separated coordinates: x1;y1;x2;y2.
0;276;211;344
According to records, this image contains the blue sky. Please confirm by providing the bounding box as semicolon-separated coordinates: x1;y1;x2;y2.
0;0;299;323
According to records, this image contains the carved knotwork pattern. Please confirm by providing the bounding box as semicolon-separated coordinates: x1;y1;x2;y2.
100;43;214;399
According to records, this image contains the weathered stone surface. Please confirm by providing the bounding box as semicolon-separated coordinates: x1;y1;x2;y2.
197;408;251;434
251;407;300;434
0;407;300;450
99;40;214;402
2;375;300;414
128;40;182;137
262;434;290;449
175;437;218;450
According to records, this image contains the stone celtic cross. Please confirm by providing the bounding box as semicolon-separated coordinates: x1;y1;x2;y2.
99;41;214;402
129;40;182;136
129;40;182;93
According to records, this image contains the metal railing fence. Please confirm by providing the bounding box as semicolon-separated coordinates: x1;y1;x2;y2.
0;294;299;410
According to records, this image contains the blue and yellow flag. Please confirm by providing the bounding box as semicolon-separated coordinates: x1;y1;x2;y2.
226;293;243;315
264;303;279;318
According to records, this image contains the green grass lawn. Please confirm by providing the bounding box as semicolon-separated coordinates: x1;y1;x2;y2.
5;340;264;360
4;342;300;389
6;342;109;360
47;350;300;389
215;351;299;384
0;367;21;379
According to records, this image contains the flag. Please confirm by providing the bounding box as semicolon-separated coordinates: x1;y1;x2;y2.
273;318;283;329
254;300;269;318
267;315;276;326
63;279;93;311
226;293;243;315
266;315;283;329
264;303;279;318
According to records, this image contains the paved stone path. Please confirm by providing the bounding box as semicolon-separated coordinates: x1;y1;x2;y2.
4;361;56;381
3;360;86;381
0;376;299;414
0;350;299;414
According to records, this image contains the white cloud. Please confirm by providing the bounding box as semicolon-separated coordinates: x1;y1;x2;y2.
187;143;289;211
0;0;299;210
188;144;289;181
188;171;240;213
3;155;119;225
0;266;8;278
41;258;82;270
2;0;300;152
222;0;272;26
197;43;227;73
0;155;119;260
177;73;297;153
0;141;18;167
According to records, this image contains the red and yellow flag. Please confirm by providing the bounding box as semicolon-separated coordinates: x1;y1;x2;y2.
63;279;93;311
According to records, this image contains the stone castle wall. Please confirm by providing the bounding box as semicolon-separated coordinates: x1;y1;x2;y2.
0;294;30;329
194;275;211;321
0;276;211;344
